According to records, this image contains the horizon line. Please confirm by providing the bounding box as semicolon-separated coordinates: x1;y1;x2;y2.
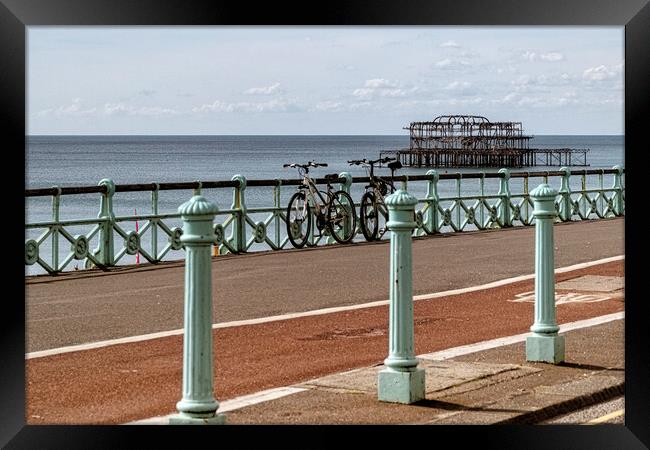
27;133;625;137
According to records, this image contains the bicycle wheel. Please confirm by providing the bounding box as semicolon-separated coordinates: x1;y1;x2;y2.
286;191;311;248
327;190;357;244
359;191;379;241
376;201;389;239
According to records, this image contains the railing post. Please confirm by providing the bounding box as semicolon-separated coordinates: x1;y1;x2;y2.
94;178;115;267
498;168;512;227
424;170;439;234
558;167;572;222
526;183;565;364
378;185;425;404
152;183;159;261
169;194;225;425
229;174;247;253
51;187;61;272
612;165;624;216
274;180;282;248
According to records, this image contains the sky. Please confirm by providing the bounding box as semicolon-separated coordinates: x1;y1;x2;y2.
27;27;624;135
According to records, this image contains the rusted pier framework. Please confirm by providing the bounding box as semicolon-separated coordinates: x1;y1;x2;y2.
380;115;589;168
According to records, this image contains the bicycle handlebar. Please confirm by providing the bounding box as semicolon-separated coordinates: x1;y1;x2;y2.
348;157;396;166
283;161;328;169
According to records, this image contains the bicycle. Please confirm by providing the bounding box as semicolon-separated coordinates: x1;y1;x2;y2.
283;161;357;249
347;156;402;241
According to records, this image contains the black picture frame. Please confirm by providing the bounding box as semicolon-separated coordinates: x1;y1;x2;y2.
4;0;648;447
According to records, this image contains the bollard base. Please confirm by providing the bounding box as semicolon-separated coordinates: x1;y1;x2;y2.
526;334;565;364
377;367;425;404
169;412;226;425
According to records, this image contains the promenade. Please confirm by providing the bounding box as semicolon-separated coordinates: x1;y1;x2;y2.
25;218;625;425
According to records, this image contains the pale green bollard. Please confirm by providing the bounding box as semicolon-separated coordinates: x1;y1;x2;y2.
526;184;565;364
378;186;425;404
169;195;225;425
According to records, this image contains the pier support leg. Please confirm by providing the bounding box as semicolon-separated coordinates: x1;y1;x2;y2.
170;195;225;425
378;185;425;404
526;184;564;364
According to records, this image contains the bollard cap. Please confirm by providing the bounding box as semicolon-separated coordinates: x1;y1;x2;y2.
385;189;418;209
178;195;219;217
530;183;558;200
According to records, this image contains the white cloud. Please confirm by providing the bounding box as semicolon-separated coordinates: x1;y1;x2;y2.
458;50;480;58
520;51;564;62
244;82;282;95
40;98;97;117
36;99;179;117
137;89;157;97
364;78;398;89
351;78;417;100
521;51;537;62
444;81;477;96
440;40;461;48
104;103;178;116
495;91;579;108
348;102;374;111
540;52;564;62
510;72;578;93
445;81;471;90
582;63;622;81
313;101;345;112
434;58;471;69
192;98;301;113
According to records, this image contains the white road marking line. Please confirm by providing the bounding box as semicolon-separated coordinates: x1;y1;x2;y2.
585;408;625;424
125;386;307;425
26;255;624;359
417;312;624;361
127;312;624;424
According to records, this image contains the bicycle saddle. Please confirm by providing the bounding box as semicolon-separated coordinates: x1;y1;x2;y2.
387;160;402;171
324;173;340;181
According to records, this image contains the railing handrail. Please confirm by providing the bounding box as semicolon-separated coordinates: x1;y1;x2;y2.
24;168;624;198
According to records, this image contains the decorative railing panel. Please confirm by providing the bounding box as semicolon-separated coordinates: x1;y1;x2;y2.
25;166;624;275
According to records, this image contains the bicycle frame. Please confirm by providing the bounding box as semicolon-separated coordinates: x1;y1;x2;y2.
295;168;335;224
363;164;395;218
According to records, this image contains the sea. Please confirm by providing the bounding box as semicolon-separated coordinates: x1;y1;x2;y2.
25;135;624;275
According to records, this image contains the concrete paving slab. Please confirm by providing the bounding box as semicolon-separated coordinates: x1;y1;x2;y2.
535;373;624;397
300;360;524;395
556;275;624;292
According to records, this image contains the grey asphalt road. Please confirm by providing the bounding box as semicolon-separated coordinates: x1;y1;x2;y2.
25;218;624;352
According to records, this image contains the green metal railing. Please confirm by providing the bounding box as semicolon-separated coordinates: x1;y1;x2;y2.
25;166;624;275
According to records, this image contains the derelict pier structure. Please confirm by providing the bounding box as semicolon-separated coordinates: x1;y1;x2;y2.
379;115;589;168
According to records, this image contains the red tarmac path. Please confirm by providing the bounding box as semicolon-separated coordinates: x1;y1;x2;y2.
25;218;624;353
26;259;624;425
